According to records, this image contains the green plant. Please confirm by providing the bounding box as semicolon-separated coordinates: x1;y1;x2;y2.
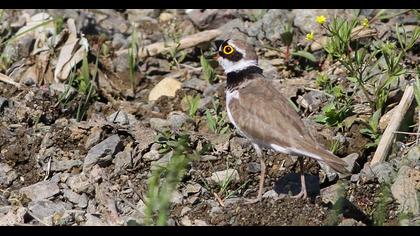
360;109;382;148
205;98;230;134
281;22;294;62
54;16;64;34
200;53;217;84
162;19;186;70
329;139;344;155
182;94;201;118
315;100;352;128
199;157;250;203
128;26;139;94
323;17;358;59
71;53;98;122
372;183;393;226
247;9;267;22
144;131;197;226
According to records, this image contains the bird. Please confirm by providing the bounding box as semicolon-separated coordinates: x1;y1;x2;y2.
215;38;349;203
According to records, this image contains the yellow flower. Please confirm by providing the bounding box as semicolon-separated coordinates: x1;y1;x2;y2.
361;18;369;28
315;15;326;24
306;32;314;41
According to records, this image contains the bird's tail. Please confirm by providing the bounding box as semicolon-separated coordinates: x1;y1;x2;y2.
293;142;350;175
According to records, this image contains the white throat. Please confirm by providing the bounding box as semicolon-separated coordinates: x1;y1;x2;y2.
218;58;258;74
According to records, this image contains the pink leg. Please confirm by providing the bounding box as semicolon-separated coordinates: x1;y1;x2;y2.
291;156;308;199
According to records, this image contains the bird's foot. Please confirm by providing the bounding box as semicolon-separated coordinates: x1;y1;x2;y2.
290;189;308;199
244;196;262;204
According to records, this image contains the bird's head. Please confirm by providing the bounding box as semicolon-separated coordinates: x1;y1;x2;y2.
215;39;258;74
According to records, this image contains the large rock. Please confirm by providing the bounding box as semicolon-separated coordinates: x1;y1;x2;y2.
187;9;240;30
0;207;27;226
63;189;88;209
28;200;68;221
391;166;420;215
292;9;349;34
19;181;60;201
371;162;395;184
148;77;182;101
247;10;291;47
83;135;123;170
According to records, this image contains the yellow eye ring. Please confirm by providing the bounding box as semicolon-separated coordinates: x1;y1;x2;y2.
223;45;234;55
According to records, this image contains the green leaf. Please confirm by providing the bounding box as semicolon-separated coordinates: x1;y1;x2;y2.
360;128;373;135
291;50;317;62
370;109;382;131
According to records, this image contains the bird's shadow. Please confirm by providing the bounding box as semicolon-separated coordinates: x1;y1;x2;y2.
273;173;320;202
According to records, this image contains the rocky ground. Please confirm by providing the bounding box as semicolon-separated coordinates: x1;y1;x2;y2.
0;9;419;226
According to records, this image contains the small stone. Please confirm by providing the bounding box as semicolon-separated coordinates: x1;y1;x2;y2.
52;211;75;226
85;214;108;226
259;59;279;80
262;189;284;200
184;183;202;195
107;111;129;125
320;183;345;204
371;162;395;184
318;162;338;183
342;153;360;173
84;126;103;150
113;51;130;73
350;174;360;183
200;155;219;161
111;33;128;50
402;145;420;167
19;181;60;201
209;169;240;185
229;137;248;158
148;77;182;101
224;197;241;206
67;174;90;193
338;218;366;226
180;207;191;216
270;58;283;66
360;163;376;183
159;12;174;22
193;219;208;226
210;206;222;218
49;83;77;100
187;195;199;205
28;200;67;221
149;118;171;132
246;162;261;173
50;160;83;172
0;163;18;187
182;78;209;92
167;111;190;129
113;146;133;175
150;151;172;171
83;135;122;170
63;189;88;209
142;149;161;161
170;190;183;204
181;216;192;226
